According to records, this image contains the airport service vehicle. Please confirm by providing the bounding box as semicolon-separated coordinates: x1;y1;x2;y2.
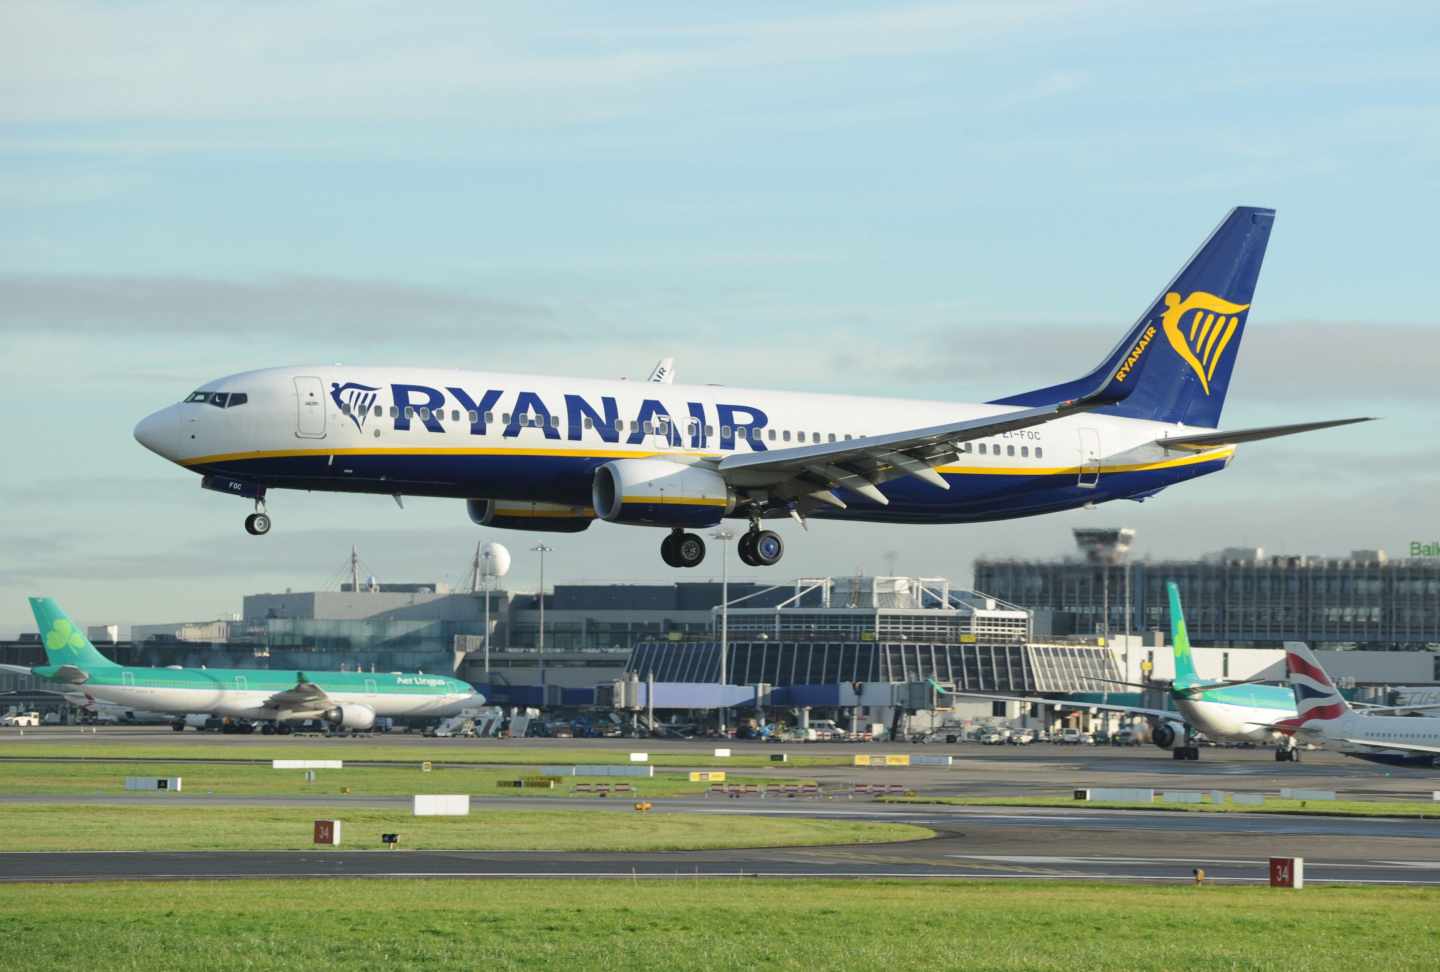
3;598;481;731
134;208;1370;568
1283;644;1440;768
1;710;40;727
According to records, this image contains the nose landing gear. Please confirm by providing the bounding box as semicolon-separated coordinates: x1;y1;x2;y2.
244;499;271;536
660;529;706;568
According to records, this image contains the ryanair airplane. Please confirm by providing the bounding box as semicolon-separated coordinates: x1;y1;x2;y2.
134;207;1369;568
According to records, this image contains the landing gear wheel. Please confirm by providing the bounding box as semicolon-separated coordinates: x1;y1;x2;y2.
738;532;759;566
661;532;680;567
750;530;783;566
673;532;706;568
245;512;271;536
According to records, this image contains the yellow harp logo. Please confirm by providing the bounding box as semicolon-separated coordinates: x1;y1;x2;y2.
1160;291;1249;395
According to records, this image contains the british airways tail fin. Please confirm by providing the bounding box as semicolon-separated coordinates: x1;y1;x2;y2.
993;206;1275;428
1284;642;1351;723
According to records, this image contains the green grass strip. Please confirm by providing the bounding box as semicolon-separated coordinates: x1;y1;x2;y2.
0;879;1435;971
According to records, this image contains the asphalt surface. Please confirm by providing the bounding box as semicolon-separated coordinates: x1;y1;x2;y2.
4;729;1439;885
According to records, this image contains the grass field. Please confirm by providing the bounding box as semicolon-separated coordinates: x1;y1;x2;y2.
0;760;805;799
3;803;931;852
0;739;851;767
885;795;1440;818
1;879;1435;971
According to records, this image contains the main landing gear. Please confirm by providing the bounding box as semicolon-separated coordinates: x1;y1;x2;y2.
738;528;784;567
661;530;706;568
1275;740;1302;762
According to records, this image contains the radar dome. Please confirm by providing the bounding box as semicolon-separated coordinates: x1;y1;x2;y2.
480;541;512;578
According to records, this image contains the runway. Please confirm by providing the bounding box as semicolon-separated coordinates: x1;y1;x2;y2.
5;798;1438;885
4;731;1439;885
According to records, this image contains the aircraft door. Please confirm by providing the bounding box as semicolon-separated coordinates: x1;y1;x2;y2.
1077;428;1101;488
293;376;327;439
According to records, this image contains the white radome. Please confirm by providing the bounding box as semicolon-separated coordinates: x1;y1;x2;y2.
480;541;511;578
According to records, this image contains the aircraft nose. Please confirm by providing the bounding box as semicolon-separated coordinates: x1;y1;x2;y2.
133;407;177;458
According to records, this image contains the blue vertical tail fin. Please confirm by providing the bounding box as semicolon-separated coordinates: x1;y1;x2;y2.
992;206;1275;428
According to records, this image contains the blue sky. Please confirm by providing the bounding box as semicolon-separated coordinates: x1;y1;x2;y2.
2;2;1437;635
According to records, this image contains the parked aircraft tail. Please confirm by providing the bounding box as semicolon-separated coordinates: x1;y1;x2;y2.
1167;581;1201;688
993;206;1275;428
28;597;119;670
1283;641;1352;724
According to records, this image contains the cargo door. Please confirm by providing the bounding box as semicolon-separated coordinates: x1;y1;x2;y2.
294;376;327;439
1077;428;1101;488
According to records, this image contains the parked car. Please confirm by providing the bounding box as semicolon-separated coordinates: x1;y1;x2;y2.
978;729;1006;745
1007;729;1035;745
1057;728;1084;744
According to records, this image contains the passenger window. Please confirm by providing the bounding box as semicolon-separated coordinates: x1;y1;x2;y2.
390;406;398;418
768;429;777;441
978;443;987;455
419;407;431;420
705;425;714;437
783;430;792;442
583;417;593;430
468;410;478;423
404;406;415;419
502;412;510;424
828;433;836;443
339;402;351;415
844;434;852;441
550;415;560;429
797;432;806;443
614;419;624;433
1007;445;1015;457
373;405;382;417
1036;447;1043;458
1021;446;1029;457
630;421;639;434
720;426;731;438
643;422;654;434
452;410;460;422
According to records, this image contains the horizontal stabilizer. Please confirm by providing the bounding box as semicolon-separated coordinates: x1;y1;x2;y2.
1157;417;1374;452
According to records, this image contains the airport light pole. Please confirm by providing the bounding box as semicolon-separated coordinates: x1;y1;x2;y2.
531;543;553;688
710;528;734;736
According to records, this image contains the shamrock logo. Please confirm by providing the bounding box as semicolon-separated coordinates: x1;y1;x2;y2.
45;619;86;654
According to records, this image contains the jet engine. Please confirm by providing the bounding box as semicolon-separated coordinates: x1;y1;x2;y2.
323;704;376;731
1151;721;1186;750
592;458;734;528
466;499;593;533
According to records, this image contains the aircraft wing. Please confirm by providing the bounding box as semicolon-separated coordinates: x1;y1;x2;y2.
717;398;1114;507
945;690;1179;722
1155;417;1374;452
0;664;33;676
1354;703;1440;715
261;679;333;716
1341;738;1440;756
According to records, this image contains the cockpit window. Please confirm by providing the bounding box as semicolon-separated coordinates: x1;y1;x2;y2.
184;390;247;408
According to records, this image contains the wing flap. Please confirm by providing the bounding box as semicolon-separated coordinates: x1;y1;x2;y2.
1341;738;1440;756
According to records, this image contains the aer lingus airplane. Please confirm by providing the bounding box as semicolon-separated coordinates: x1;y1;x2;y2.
134;207;1370;568
3;598;480;730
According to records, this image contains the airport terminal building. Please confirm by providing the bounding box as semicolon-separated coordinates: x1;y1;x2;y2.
976;532;1440;651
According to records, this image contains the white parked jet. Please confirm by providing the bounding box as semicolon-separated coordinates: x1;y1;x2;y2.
1283;643;1440;768
134;207;1369;568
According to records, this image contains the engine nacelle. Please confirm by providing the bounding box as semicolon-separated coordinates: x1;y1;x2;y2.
324;703;376;731
466;499;594;533
592;458;734;528
1152;721;1186;750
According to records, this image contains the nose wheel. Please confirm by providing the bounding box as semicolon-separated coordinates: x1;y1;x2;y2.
660;530;706;568
738;528;783;566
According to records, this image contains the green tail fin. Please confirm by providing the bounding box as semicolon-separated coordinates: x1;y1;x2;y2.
28;597;118;669
1166;581;1199;687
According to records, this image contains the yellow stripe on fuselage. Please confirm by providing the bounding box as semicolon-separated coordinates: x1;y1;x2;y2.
182;445;1234;478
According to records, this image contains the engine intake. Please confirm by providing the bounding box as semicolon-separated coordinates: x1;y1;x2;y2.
592;459;734;528
466;499;594;533
1152;721;1185;750
324;704;376;731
